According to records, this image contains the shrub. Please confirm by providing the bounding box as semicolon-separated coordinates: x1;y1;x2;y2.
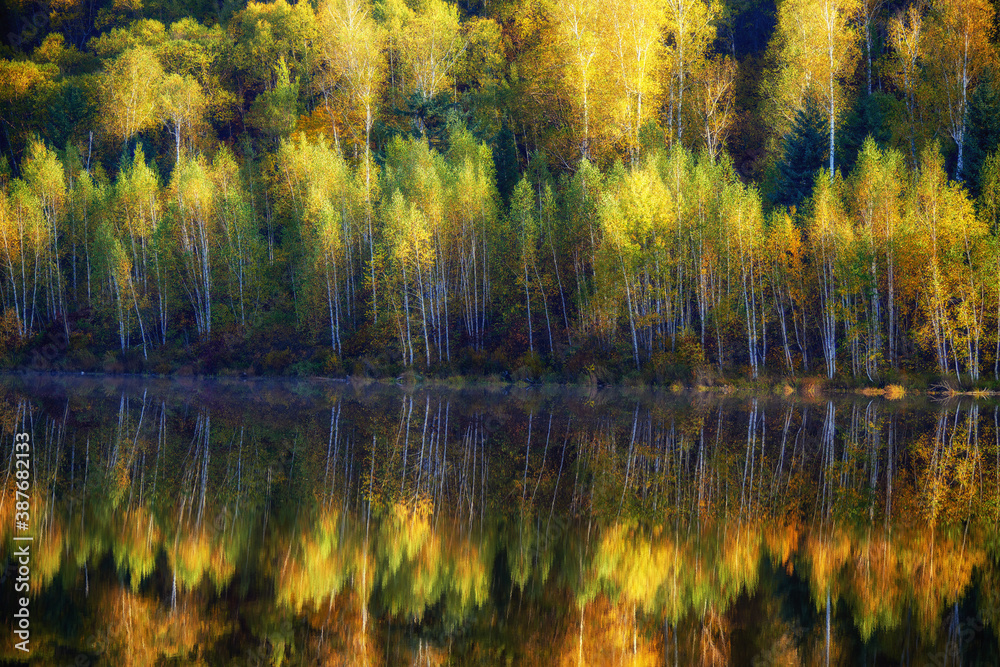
262;349;294;374
884;384;906;400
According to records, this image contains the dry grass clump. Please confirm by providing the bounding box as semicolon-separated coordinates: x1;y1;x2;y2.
884;384;905;400
802;378;823;397
858;384;905;399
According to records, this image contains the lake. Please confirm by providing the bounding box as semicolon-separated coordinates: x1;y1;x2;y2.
0;376;998;665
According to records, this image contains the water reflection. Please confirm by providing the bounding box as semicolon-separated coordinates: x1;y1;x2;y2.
0;377;998;665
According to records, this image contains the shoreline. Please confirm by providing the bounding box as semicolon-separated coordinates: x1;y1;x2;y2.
4;367;1000;400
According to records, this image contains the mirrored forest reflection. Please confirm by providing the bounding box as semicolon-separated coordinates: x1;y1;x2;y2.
0;377;998;665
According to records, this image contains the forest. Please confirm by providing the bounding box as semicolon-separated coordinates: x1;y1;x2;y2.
1;0;1000;386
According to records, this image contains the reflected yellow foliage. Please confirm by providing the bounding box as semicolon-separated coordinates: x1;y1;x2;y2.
168;526;235;592
114;506;161;589
2;386;999;664
279;507;355;612
553;597;662;667
376;502;490;623
35;509;64;589
96;586;233;666
803;529;851;611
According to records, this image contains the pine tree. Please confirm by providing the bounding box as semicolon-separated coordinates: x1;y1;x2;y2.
492;121;519;204
962;71;1000;194
775;97;827;209
837;92;897;175
979;149;1000;231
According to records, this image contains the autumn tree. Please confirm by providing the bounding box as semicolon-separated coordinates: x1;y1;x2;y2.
101;46;164;145
317;0;385;154
22;140;68;335
227;0;318;98
212;148;261;332
95;220;137;354
383;136;450;366
723;178;767;377
317;0;385;313
159;73;205;165
510;178;539;354
445;128;499;352
846;138;907;376
695;55;737;160
888;4;924;166
605;0;667;160
171;156;214;338
663;0;718;146
0;60;57;163
385;0;466;134
909;145;986;379
112;146;161;354
768;0;860;178
924;0;996;180
766;211;807;372
550;0;605;159
0;181;46;336
858;0;885;96
278;134;358;355
805;171;851;378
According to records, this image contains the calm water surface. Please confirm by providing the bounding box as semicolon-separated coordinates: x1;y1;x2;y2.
0;376;998;666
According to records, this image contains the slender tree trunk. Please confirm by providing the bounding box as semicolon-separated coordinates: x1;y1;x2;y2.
524;260;533;354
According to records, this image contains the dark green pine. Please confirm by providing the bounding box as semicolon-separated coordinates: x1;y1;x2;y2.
493;121;520;204
775;96;827;210
837;92;897;176
963;71;1000;194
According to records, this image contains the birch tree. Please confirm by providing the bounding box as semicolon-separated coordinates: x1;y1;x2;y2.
606;0;666;160
446;129;498;351
663;0;718;146
551;0;605;159
171;157;214;338
113;147;160;353
806;171;851;378
847;139;906;375
101;46;164;144
0;182;46;336
925;0;996;180
510;178;539;355
888;5;924;166
318;0;386;313
279;135;358;355
695;55;737;160
724;180;767;377
22;140;67;332
159;73;205;166
383;136;449;366
910;145;985;378
769;0;861;176
858;0;885;96
385;0;466;105
212;149;261;332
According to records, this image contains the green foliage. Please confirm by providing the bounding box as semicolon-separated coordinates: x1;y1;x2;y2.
247;59;300;139
837;92;900;176
963;71;1000;194
773;97;827;210
979;150;1000;232
492;122;519;203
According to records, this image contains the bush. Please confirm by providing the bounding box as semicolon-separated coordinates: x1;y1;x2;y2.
262;349;294;374
102;351;124;374
69;348;99;371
